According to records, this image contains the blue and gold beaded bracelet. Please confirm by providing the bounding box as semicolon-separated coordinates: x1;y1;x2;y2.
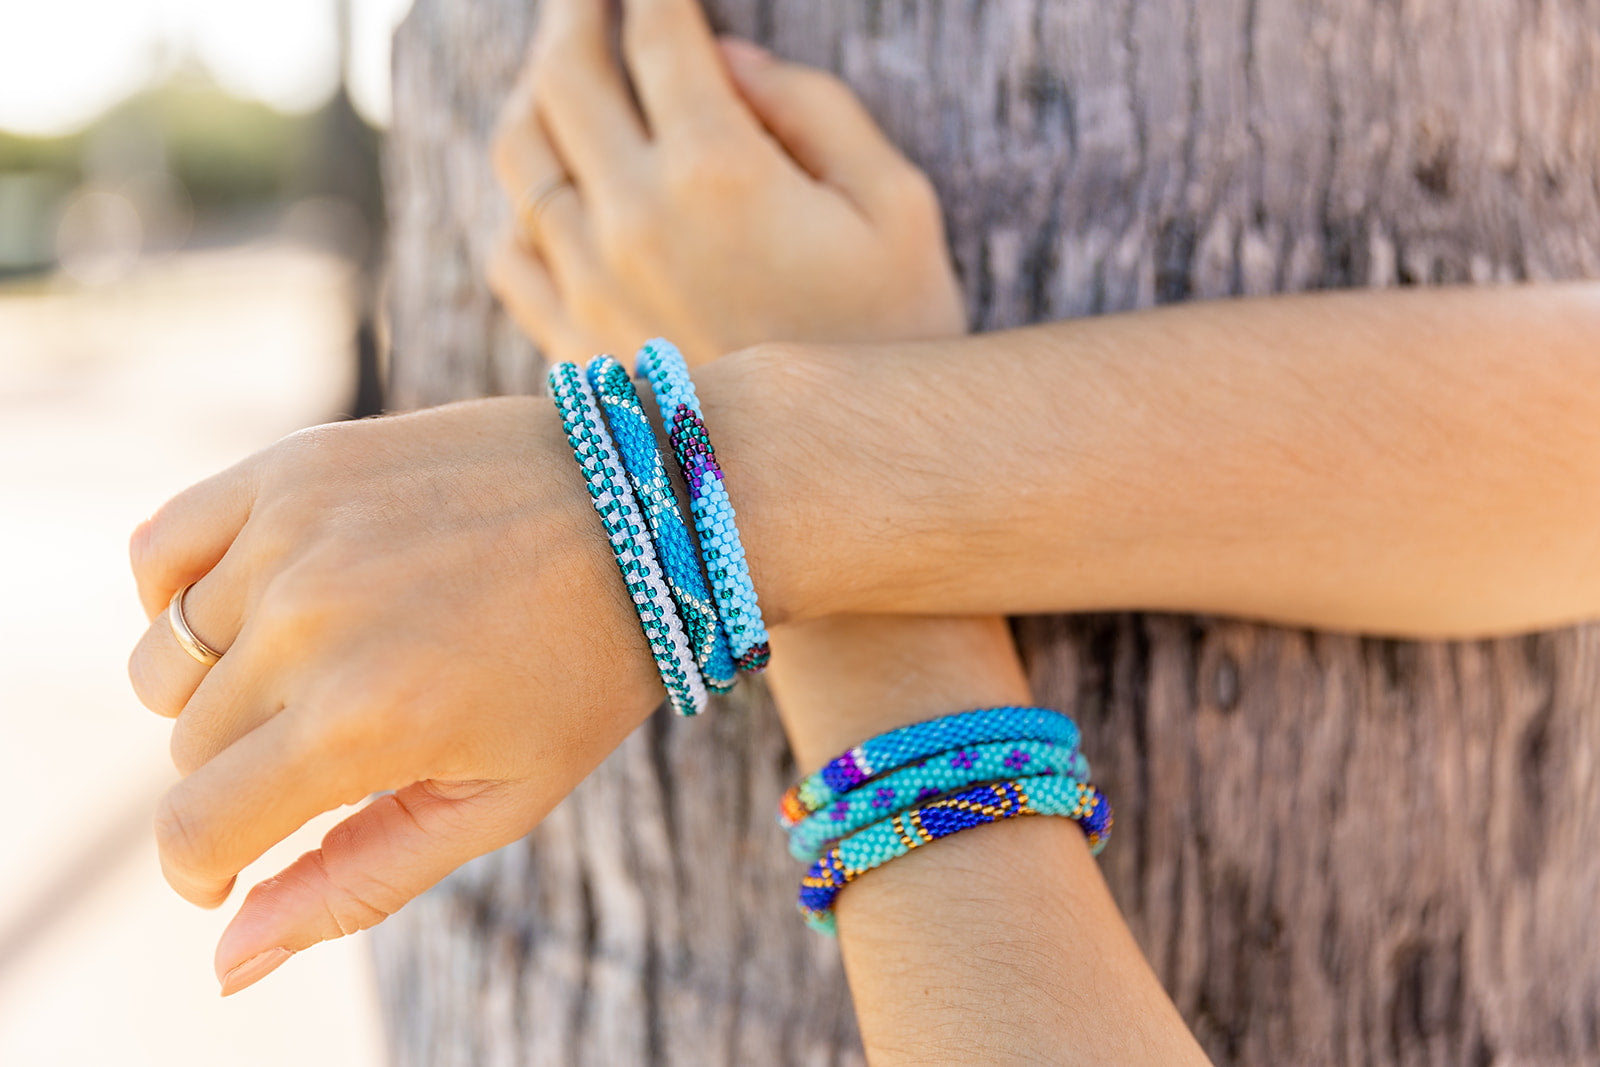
778;706;1081;828
796;774;1114;935
587;355;738;693
547;360;708;717
785;739;1091;862
634;338;771;672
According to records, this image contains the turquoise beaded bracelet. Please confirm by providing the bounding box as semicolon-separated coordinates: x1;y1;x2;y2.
634;338;771;672
587;355;738;694
796;774;1114;935
547;360;709;717
778;706;1081;828
785;739;1091;862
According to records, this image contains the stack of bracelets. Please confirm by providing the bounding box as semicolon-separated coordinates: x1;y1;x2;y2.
547;338;769;717
778;707;1113;935
549;342;1111;932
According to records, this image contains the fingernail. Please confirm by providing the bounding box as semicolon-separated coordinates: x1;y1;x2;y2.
219;947;293;997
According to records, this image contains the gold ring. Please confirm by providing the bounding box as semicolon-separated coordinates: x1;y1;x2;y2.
168;581;224;666
516;172;574;244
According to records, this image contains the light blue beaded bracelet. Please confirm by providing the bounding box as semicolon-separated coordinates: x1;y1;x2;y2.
797;774;1114;936
587;355;738;694
634;338;771;672
547;361;708;717
785;739;1091;862
778;707;1081;828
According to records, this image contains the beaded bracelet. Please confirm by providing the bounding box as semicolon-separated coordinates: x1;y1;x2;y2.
785;740;1091;862
547;361;708;717
634;338;770;672
587;355;738;693
797;775;1114;935
778;707;1081;829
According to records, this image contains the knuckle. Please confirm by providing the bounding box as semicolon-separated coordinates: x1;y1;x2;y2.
322;826;409;922
322;876;394;936
128;516;157;575
126;643;172;716
529;57;573;106
153;792;211;883
168;718;208;777
663;133;763;198
238;500;305;572
255;558;342;642
884;166;943;226
272;421;341;469
323;892;388;938
128;510;178;597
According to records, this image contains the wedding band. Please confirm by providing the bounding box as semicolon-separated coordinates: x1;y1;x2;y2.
516;172;573;243
168;581;224;666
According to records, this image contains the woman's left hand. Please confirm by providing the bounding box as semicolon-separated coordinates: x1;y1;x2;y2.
486;0;966;367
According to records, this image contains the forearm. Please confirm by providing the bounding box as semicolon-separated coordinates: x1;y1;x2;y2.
766;616;1209;1064
713;282;1600;637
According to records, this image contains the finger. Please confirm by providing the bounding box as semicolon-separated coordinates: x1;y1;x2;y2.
166;616;280;776
130;456;262;621
528;0;648;186
718;37;920;215
153;699;412;909
491;103;593;269
127;551;248;719
486;236;587;358
621;0;755;136
212;778;536;996
490;63;548;196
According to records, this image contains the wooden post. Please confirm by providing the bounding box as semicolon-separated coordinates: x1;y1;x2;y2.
377;2;1600;1062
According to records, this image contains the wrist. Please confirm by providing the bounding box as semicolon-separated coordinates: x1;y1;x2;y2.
766;614;1033;771
514;391;673;723
689;343;858;627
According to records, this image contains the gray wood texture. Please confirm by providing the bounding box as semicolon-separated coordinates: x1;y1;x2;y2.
377;1;1600;1063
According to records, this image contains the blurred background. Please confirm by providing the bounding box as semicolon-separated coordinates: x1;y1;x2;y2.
1;1;414;1062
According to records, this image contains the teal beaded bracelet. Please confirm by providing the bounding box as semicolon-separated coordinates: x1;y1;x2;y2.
587;354;738;694
785;739;1091;862
547;361;709;717
634;338;771;671
778;706;1081;828
796;774;1114;936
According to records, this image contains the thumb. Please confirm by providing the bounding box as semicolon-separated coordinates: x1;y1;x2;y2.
212;778;535;996
718;37;916;215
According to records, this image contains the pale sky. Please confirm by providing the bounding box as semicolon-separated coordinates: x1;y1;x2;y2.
0;0;416;135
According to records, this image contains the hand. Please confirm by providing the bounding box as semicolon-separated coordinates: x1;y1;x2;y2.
486;0;965;367
126;397;665;994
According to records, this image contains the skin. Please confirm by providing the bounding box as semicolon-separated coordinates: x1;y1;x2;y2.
121;0;1600;1057
701;284;1600;639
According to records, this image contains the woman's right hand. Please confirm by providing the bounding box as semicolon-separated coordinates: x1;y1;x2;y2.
486;0;966;368
125;393;766;995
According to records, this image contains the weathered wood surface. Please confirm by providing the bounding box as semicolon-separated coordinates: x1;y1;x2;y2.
377;1;1600;1063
